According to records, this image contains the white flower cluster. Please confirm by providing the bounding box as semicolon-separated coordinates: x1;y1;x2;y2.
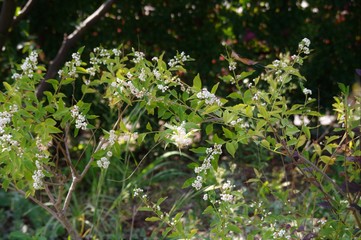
112;49;121;56
302;88;312;95
298;38;311;54
0;133;19;152
97;151;112;169
86;67;96;77
0;111;12;134
60;52;82;78
133;188;144;197
0;106;19;152
118;132;139;145
272;59;288;69
70;106;87;130
291;54;302;64
168;121;194;149
101;129;118;150
272;229;289;239
32;160;45;190
157;84;169;93
139;68;146;82
192;175;203;190
153;69;161;80
319;114;336;126
108;130;117;145
219;180;235;202
196;88;223;106
230;118;242;126
133;188;147;198
12;51;38;80
203;193;208;201
168;51;190;67
90;47;122;65
123;81;146;98
194;143;222;174
111;74;147;98
293;115;310;126
220;193;234;202
229;61;236;71
133;51;145;64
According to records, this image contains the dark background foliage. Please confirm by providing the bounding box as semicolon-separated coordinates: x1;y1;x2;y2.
1;0;360;107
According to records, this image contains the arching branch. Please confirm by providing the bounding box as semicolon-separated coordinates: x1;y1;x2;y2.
36;0;116;99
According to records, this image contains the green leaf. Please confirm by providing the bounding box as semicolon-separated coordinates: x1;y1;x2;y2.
261;139;270;149
227;224;242;234
146;122;152;131
226;141;237;157
222;126;234;139
245;105;254;118
257;105;269;119
285;125;300;136
202;105;220;115
254;168;262;178
211;82;219;94
46;79;59;90
193;73;202;91
302;125;311;139
156;197;167;206
203;205;214;215
3;82;12;91
76;67;88;74
162;227;172;238
228;92;241;100
61;78;75;85
47;126;63;134
237;70;255;80
138;207;152;211
77;46;85;54
189;147;207;154
182;178;195;188
145;216;161;222
205;124;213;135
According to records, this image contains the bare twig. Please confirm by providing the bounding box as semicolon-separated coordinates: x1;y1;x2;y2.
291;151;346;198
36;0;116;99
63;124;79;178
13;0;36;25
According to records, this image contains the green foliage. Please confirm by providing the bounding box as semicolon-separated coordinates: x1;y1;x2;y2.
0;39;360;239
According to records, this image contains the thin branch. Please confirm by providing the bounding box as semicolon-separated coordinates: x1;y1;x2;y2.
44;184;56;206
13;0;36;25
0;0;16;51
293;151;346;198
62;176;79;212
36;0;116;99
10;185;61;222
64;124;79;178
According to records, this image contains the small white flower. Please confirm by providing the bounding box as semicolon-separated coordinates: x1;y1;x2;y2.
167;121;196;148
203;194;208;201
133;188;144;197
229;61;236;71
192;175;203;190
220;193;233;202
319;114;336;125
303;88;312;95
196;88;222;106
97;156;110;169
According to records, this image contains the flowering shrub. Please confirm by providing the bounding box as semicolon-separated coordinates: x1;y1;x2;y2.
0;39;360;239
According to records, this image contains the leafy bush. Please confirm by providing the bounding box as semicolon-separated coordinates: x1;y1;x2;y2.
0;39;360;239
